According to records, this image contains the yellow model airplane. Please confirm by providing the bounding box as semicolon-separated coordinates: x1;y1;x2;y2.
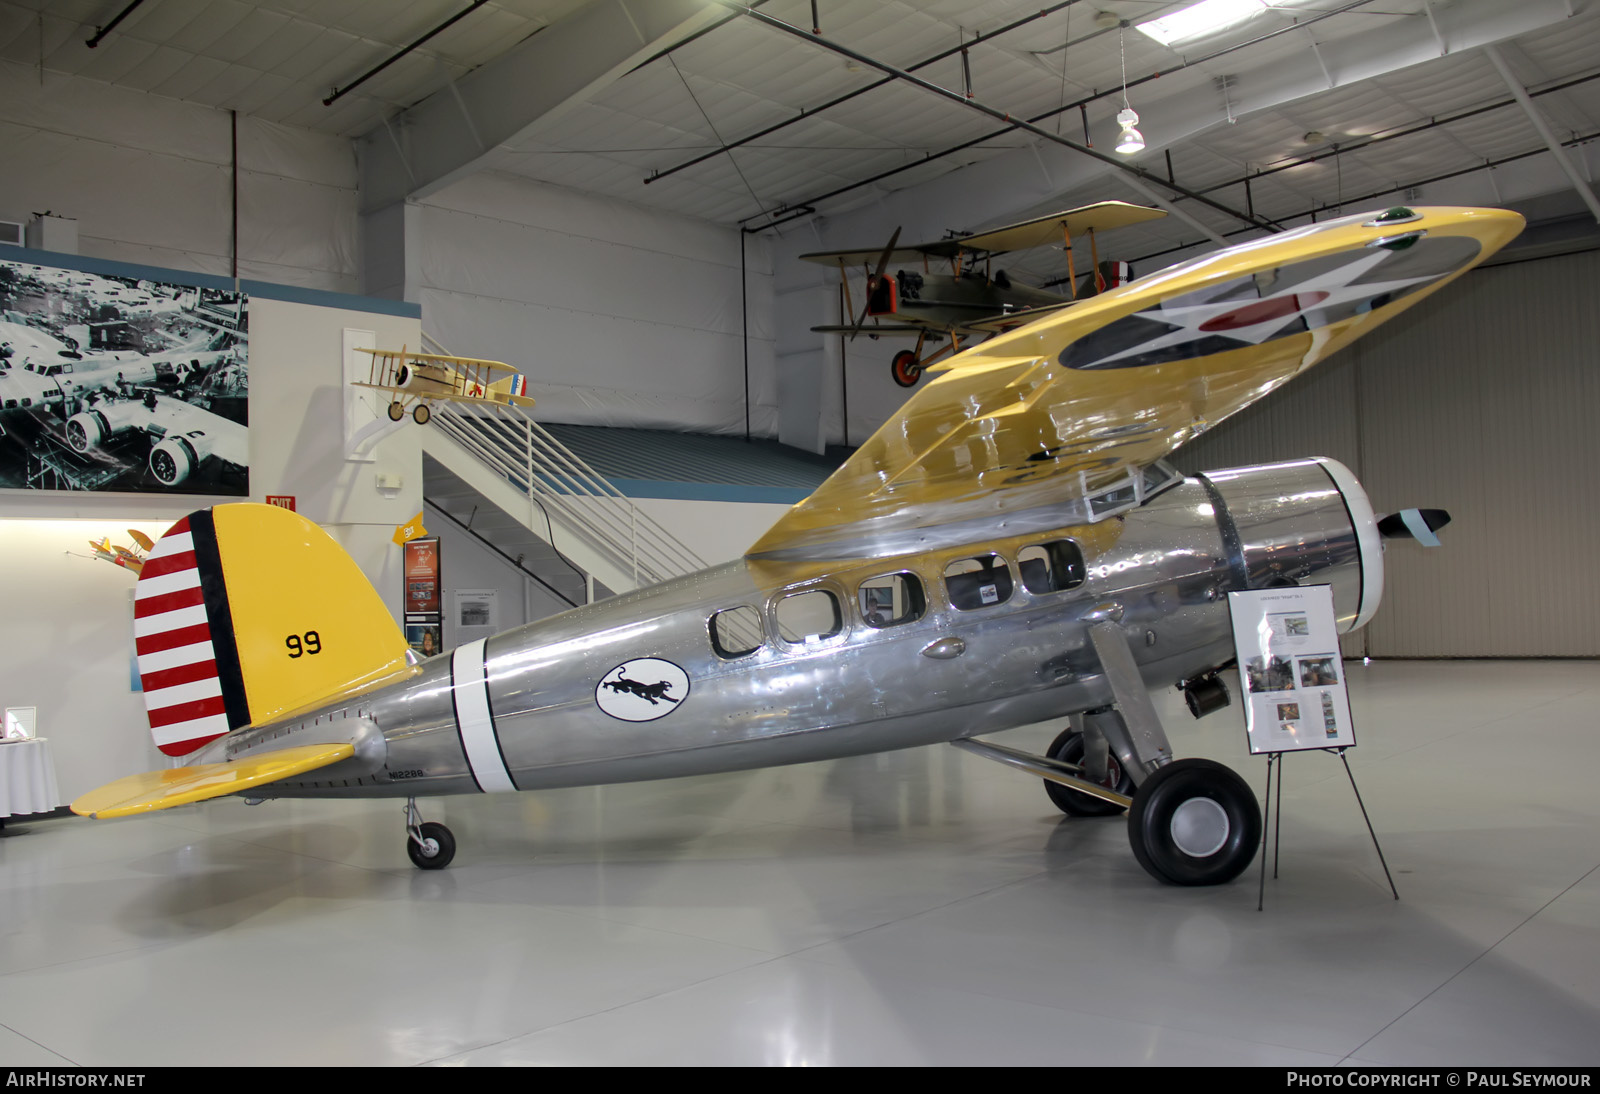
87;529;155;574
75;207;1520;885
352;346;534;424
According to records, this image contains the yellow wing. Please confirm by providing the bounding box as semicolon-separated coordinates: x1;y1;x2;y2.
752;207;1523;562
71;742;354;819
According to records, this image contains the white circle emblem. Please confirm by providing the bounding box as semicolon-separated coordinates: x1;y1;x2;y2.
596;658;691;722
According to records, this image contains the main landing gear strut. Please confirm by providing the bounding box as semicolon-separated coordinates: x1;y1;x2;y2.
953;616;1261;885
405;797;456;870
889;333;962;388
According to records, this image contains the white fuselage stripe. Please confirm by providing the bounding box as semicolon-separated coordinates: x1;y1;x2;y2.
451;639;516;793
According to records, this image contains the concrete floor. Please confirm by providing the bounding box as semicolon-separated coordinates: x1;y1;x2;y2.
1;660;1596;1066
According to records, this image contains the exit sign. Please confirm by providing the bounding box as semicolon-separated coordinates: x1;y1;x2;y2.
266;495;296;511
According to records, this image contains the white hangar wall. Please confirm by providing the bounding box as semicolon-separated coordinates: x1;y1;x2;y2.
1173;248;1600;658
410;172;778;437
0;60;359;292
0;262;421;801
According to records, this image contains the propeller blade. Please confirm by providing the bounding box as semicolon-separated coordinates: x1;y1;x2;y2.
1377;508;1450;546
850;226;902;341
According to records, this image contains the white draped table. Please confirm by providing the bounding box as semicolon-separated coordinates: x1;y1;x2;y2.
0;738;63;819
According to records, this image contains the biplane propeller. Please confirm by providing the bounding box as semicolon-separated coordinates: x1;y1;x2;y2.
804;200;1167;386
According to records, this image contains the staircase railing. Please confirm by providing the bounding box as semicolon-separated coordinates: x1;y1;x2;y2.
421;333;707;590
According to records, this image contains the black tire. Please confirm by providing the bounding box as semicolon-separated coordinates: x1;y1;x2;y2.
387;401;405;422
412;403;431;425
1044;729;1132;817
891;350;922;387
1127;758;1260;886
407;821;456;870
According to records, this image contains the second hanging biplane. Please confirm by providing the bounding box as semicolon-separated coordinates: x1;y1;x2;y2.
803;199;1167;386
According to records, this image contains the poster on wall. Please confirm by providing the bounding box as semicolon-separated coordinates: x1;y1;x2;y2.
1228;585;1356;754
403;537;443;658
0;258;248;495
455;589;498;632
403;538;440;614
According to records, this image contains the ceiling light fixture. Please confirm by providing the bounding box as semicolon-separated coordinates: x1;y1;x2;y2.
1136;0;1284;48
1115;27;1144;154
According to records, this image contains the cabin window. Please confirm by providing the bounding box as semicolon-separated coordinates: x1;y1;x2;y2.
1018;540;1087;595
858;572;925;629
774;589;843;644
709;605;764;660
943;554;1013;611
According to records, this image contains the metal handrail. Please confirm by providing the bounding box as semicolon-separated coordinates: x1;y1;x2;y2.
420;333;707;589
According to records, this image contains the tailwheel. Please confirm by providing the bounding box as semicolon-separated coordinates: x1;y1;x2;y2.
387;401;406;422
1127;759;1260;886
891;349;923;387
1044;729;1133;817
412;403;431;425
404;798;456;870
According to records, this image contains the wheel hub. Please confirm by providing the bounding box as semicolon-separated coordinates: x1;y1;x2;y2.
1169;797;1229;857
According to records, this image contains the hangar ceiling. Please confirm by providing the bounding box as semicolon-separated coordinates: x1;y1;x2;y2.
4;0;1598;270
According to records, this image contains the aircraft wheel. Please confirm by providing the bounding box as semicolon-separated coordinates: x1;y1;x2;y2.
891;350;923;387
387;401;405;422
1044;729;1132;817
413;403;431;425
1127;758;1259;886
407;821;456;870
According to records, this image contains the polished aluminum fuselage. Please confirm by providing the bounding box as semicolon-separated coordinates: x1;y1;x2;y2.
243;458;1378;800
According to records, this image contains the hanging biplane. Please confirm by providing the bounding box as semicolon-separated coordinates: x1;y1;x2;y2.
87;529;155;574
73;206;1519;887
352;347;534;425
803;200;1167;386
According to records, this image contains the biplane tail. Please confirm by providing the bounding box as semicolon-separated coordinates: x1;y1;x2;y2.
75;504;415;818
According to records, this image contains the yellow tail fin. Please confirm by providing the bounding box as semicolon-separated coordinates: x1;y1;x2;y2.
135;504;411;755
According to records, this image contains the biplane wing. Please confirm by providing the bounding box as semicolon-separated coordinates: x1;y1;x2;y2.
752;207;1524;562
810;321;948;336
799;200;1167;267
958;299;1082;335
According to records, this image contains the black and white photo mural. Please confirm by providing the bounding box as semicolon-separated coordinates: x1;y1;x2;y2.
0;258;248;495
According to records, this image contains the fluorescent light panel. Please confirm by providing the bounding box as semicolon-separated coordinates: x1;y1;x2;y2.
1135;0;1283;47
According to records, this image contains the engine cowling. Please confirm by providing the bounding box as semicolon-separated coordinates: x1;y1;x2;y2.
66;402;148;453
149;431;214;486
1195;457;1383;634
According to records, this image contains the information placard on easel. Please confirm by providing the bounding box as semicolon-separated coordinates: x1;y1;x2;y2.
1227;585;1356;755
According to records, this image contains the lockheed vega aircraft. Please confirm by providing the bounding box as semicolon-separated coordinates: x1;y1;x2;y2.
73;206;1520;886
803;200;1166;386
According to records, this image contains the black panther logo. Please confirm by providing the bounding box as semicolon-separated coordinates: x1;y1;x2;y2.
602;674;680;705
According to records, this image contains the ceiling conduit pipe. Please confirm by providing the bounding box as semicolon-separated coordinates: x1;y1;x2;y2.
85;0;146;48
732;0;1381;230
648;0;1088;187
711;1;1278;235
1484;45;1600;225
325;0;493;107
